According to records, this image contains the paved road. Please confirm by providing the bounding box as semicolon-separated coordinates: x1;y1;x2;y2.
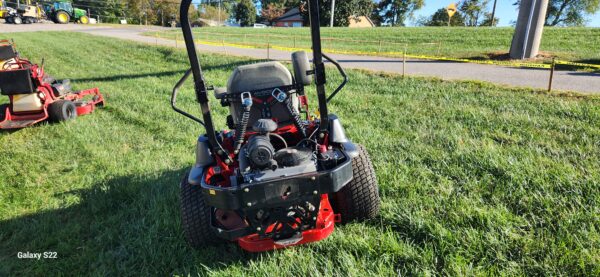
2;22;599;94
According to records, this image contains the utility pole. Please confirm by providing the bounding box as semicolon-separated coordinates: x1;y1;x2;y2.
330;0;335;27
490;0;497;26
509;0;549;59
218;0;221;26
160;9;164;27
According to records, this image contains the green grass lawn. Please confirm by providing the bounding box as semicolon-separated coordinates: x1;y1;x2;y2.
148;27;600;64
1;31;600;276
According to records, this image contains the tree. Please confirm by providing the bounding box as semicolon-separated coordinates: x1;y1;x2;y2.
480;11;499;26
236;0;257;26
259;0;302;8
261;3;285;25
545;0;600;26
317;0;375;26
200;4;231;23
375;0;425;26
460;0;490;26
422;8;466;26
513;0;600;26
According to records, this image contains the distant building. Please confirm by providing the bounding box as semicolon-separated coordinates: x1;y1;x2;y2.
273;7;303;27
348;16;375;28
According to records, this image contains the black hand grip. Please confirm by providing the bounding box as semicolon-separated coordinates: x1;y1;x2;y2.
322;53;348;103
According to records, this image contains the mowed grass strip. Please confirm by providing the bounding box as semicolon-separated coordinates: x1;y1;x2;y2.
0;31;599;276
149;27;600;64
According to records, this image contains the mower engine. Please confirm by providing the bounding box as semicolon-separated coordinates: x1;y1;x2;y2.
239;119;316;181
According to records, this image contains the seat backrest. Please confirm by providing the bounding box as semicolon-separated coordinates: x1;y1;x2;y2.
226;62;299;128
227;61;292;93
0;68;36;95
0;45;17;61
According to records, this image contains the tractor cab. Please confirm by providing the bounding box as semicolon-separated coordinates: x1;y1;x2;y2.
43;2;72;19
48;1;72;13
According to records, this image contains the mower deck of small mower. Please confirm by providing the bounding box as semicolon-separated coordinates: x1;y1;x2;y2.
0;40;104;130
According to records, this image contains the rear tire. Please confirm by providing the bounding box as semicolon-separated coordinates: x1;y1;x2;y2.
332;144;380;223
180;171;223;248
48;100;77;122
13;16;22;25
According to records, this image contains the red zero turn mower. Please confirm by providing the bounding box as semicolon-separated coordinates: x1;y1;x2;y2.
0;40;104;130
174;0;380;252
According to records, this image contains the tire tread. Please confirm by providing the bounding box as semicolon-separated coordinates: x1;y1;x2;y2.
180;172;222;248
333;144;380;223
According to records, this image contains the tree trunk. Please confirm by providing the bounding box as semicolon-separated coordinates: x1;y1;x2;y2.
550;0;571;26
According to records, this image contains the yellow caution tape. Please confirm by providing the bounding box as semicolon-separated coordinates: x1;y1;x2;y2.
169;38;600;71
555;60;600;69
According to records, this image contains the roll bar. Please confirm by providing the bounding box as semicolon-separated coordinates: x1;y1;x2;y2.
307;0;329;134
179;0;229;160
175;0;333;154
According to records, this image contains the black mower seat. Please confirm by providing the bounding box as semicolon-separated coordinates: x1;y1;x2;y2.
0;68;36;95
227;61;293;93
0;45;17;61
226;62;300;128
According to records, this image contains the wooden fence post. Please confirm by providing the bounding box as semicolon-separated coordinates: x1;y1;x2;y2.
548;57;556;92
403;44;407;78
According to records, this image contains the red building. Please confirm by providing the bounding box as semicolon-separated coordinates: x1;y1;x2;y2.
273;7;303;27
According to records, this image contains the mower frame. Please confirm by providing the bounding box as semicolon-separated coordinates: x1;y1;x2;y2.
174;0;371;252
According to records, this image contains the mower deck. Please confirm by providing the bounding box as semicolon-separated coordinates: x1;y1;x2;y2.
237;195;338;252
0;88;104;130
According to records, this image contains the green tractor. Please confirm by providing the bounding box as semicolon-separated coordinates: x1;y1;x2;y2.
43;1;89;24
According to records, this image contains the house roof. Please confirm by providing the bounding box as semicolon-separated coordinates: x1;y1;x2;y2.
275;7;303;22
349;15;375;27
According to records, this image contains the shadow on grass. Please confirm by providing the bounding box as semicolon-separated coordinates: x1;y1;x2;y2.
0;168;264;275
69;60;259;83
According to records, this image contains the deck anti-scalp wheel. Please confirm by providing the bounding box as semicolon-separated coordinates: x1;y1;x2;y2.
332;144;381;223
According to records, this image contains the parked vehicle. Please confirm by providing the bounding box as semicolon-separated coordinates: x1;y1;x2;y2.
43;1;89;24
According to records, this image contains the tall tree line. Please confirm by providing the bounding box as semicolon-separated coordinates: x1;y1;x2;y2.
67;0;600;27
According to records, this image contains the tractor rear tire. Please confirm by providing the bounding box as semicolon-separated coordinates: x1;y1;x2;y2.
48;100;77;123
180;171;223;248
55;11;70;24
332;144;380;223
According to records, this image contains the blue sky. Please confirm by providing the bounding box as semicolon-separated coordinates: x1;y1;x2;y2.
410;0;600;26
